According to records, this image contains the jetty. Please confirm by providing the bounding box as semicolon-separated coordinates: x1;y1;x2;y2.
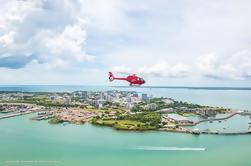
0;110;39;120
167;110;251;135
198;129;251;135
193;112;238;125
160;127;251;135
178;111;251;127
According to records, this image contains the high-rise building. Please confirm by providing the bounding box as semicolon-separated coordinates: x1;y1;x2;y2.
141;93;148;102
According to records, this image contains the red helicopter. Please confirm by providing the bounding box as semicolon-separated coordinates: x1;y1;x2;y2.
108;72;145;86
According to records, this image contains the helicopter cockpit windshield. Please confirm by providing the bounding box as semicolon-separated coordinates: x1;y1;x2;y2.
138;78;145;82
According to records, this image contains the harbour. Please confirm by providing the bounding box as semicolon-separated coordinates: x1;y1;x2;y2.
1;86;251;166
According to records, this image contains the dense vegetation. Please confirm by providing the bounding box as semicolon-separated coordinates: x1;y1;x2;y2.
92;112;161;130
48;118;64;124
92;119;157;130
119;112;161;127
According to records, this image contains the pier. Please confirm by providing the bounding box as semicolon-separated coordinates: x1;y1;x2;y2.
172;111;251;135
194;112;238;125
178;111;251;127
0;110;38;120
159;127;251;135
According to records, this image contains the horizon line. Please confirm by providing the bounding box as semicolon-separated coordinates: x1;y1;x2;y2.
0;85;251;90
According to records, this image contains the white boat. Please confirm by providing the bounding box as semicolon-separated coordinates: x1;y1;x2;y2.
134;146;207;151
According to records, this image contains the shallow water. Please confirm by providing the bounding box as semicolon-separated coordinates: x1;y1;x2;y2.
0;114;251;166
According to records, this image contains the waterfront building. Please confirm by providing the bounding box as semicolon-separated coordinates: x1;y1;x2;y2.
157;108;174;113
165;113;193;125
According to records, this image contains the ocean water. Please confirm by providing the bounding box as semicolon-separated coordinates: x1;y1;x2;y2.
0;85;251;166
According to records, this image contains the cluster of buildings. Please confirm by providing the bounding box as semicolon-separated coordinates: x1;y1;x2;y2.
158;107;228;118
0;91;151;123
0;103;35;113
49;91;150;110
0;91;150;111
53;108;96;124
0;92;32;101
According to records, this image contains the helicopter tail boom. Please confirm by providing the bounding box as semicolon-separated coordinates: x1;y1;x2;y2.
108;72;128;82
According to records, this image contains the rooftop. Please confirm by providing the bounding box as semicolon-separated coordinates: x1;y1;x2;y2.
166;113;189;121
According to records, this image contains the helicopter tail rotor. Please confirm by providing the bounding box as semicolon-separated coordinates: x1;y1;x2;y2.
108;72;115;81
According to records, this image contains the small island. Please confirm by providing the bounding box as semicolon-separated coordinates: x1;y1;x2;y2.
0;90;251;135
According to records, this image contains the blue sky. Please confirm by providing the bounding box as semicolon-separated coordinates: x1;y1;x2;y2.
0;0;251;86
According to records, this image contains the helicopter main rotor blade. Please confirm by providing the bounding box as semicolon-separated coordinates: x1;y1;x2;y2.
117;72;133;75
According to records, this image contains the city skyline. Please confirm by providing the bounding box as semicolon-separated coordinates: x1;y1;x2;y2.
0;0;251;86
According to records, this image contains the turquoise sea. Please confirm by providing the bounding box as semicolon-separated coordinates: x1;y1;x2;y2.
0;85;251;166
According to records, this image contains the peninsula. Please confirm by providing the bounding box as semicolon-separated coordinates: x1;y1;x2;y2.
0;90;250;135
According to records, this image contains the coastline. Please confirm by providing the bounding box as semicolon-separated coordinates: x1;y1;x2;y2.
1;90;251;136
47;113;251;136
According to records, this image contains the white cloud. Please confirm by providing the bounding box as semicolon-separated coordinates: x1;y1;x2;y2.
0;1;35;29
197;50;251;80
0;0;94;69
0;61;104;85
82;0;127;33
112;62;190;78
111;65;131;73
1;0;251;85
138;63;190;78
0;31;15;47
43;24;94;67
111;49;251;81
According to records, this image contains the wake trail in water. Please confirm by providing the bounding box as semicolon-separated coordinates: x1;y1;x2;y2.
133;146;206;151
